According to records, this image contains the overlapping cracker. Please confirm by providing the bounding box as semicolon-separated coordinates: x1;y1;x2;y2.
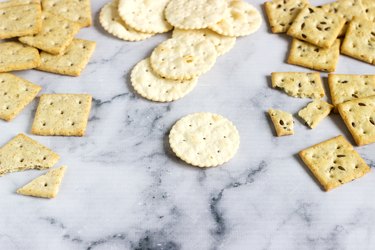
268;109;294;136
298;100;333;129
0;42;41;73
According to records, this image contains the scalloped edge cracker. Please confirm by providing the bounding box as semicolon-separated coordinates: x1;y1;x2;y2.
268;109;294;136
0;42;41;73
298;100;333;129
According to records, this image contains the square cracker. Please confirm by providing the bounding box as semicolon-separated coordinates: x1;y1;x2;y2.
0;0;40;8
287;39;340;72
37;39;96;76
0;4;42;39
42;0;92;28
0;42;41;73
361;0;375;22
31;94;92;136
271;72;324;99
299;135;370;191
19;11;81;55
287;6;345;48
298;100;333;129
268;109;294;136
264;0;309;33
341;17;375;65
0;133;60;176
0;73;41;121
337;96;375;146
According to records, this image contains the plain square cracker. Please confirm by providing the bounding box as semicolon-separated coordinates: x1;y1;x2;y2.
17;166;66;198
299;135;370;191
361;0;375;22
0;0;40;8
37;39;96;77
271;72;324;99
19;11;81;55
337;96;375;146
298;100;333;129
0;73;41;121
287;39;340;72
341;17;375;65
169;113;240;168
268;109;294;136
0;42;41;73
0;133;60;176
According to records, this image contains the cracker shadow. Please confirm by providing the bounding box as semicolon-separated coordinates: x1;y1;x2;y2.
330;113;356;145
292;153;325;192
321;75;333;104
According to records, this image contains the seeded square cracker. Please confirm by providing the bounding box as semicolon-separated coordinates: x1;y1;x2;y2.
361;0;375;22
32;94;92;136
337;96;375;146
287;39;340;72
0;42;41;73
299;135;370;191
268;109;294;136
264;0;309;33
298;100;333;128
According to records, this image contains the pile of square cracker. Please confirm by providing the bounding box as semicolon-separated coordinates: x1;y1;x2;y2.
0;0;96;198
265;0;375;191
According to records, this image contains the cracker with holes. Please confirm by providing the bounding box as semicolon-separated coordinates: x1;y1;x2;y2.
32;94;92;136
118;0;172;33
337;96;375;146
299;135;370;191
361;0;375;22
17;166;66;198
209;0;262;37
150;37;217;80
165;0;227;29
19;11;80;55
0;73;41;121
268;109;294;136
271;72;324;99
42;0;91;28
287;6;345;48
0;42;41;73
298;100;333;129
99;1;154;42
169;113;240;167
264;0;309;34
0;3;42;39
341;17;375;65
131;58;197;102
37;39;96;76
287;39;340;72
0;133;60;176
0;0;40;8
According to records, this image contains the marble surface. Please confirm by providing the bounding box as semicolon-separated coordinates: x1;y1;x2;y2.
1;0;375;249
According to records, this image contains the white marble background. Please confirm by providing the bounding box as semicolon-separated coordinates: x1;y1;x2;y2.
0;0;375;249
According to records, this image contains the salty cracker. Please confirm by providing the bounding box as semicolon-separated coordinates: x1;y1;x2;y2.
165;0;227;29
131;59;197;102
361;0;375;22
341;17;375;65
337;96;375;146
287;39;340;72
32;94;92;136
169;113;240;168
264;0;309;33
0;134;60;176
173;29;236;56
209;0;262;37
99;1;154;42
299;135;370;191
268;109;294;136
0;73;41;121
298;100;333;129
19;11;81;55
150;37;217;80
17;166;66;198
0;42;40;73
37;39;96;77
271;72;324;99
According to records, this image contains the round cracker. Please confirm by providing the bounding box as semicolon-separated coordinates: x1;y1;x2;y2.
165;0;227;29
172;28;236;56
169;113;240;167
118;0;172;33
150;37;217;80
99;1;154;42
131;58;197;102
209;0;262;37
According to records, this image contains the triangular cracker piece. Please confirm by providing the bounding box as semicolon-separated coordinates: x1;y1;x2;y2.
298;100;333;128
268;109;294;136
17;166;66;198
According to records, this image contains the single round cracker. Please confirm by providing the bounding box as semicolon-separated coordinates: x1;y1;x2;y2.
118;0;173;34
131;58;198;102
150;37;217;80
209;0;262;37
99;1;154;42
172;28;236;56
165;0;227;29
169;113;240;167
